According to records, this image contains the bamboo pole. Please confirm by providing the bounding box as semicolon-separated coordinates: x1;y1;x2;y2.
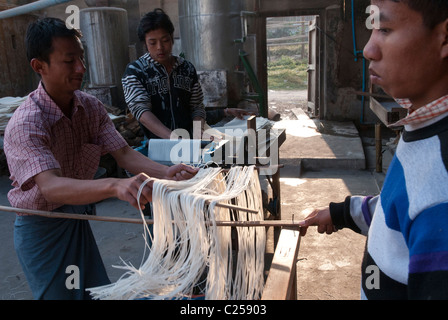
205;201;258;213
0;205;301;229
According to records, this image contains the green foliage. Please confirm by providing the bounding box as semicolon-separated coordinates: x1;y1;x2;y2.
268;54;308;90
266;17;313;91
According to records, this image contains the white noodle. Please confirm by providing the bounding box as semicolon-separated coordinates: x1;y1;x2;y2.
88;166;265;300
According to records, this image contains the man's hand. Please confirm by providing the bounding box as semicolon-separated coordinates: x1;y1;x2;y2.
114;173;154;210
225;108;255;119
164;163;199;181
299;207;337;236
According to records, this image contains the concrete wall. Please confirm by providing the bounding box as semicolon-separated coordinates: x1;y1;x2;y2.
0;12;37;97
323;1;376;124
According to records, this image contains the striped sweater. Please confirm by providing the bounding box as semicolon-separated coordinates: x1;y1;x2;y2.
122;52;206;139
330;113;448;299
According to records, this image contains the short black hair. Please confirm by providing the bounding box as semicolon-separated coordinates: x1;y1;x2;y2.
391;0;448;29
137;8;174;42
26;17;82;64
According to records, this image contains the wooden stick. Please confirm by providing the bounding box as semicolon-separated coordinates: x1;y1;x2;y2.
0;205;301;229
205;201;258;213
221;164;284;172
214;220;300;229
354;90;392;100
0;205;141;224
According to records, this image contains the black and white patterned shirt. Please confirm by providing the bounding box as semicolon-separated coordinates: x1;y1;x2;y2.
122;52;206;139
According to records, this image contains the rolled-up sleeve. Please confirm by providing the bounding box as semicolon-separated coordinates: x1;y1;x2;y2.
5;117;60;191
122;66;152;121
190;81;206;120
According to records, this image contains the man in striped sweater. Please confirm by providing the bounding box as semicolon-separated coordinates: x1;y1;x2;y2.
299;0;448;299
122;9;206;140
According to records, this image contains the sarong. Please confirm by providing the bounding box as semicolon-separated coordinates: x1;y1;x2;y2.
14;204;110;300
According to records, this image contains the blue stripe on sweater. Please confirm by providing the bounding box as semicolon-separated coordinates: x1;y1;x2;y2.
380;156;410;232
408;202;448;273
410;251;448;273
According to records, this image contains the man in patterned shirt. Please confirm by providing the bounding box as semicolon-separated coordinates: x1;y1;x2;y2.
3;17;197;300
122;8;207;140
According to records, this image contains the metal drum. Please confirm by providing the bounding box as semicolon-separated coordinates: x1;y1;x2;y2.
80;7;129;88
178;0;246;106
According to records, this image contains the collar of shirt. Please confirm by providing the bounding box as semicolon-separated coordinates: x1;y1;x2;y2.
34;81;85;126
144;52;183;71
389;94;448;128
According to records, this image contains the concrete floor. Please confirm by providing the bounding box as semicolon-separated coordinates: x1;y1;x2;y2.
0;96;394;300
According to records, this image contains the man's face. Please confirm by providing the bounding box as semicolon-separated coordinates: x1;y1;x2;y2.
364;0;447;107
144;28;174;67
38;36;86;95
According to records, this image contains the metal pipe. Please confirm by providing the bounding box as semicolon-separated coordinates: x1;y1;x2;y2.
351;0;374;125
0;0;73;20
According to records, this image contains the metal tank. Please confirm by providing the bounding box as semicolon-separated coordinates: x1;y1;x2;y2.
178;0;251;106
80;7;129;88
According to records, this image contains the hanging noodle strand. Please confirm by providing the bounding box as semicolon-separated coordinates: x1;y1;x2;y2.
88;165;265;300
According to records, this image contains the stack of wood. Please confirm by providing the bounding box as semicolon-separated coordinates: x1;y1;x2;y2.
104;104;144;148
116;114;144;147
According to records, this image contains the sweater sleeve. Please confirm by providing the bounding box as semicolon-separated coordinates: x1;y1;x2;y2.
122;63;152;121
189;66;206;120
329;195;379;236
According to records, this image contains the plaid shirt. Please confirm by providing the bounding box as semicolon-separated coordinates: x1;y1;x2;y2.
392;94;448;127
4;82;128;212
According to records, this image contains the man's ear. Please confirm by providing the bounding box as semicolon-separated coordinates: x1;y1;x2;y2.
30;58;46;76
440;18;448;59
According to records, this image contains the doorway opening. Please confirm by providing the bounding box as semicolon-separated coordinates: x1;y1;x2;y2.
266;15;319;120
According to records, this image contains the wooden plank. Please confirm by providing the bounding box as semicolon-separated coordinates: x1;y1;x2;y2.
355;90;391;100
262;228;301;300
369;97;407;127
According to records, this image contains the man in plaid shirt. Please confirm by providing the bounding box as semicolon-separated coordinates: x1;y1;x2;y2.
3;17;197;300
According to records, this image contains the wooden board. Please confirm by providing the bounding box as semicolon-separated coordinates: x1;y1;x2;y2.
262;228;301;300
369;97;407;127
